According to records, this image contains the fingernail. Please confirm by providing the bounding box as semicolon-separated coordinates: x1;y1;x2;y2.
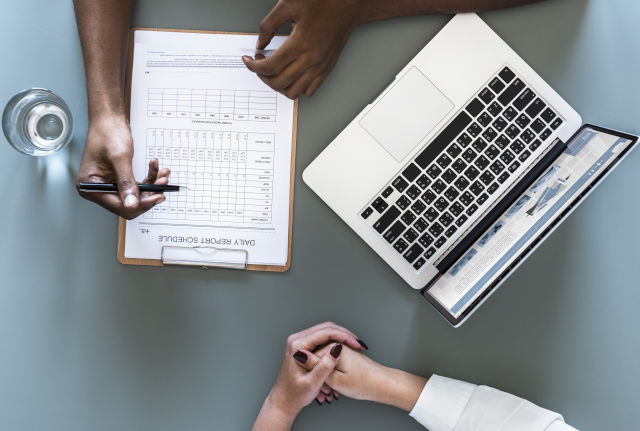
124;194;138;208
330;343;342;359
293;350;307;364
326;399;331;404
255;39;260;49
316;399;321;406
242;55;251;62
357;338;369;350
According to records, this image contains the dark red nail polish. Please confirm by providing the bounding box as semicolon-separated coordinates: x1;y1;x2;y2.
357;338;369;350
316;399;321;406
293;350;307;364
330;343;342;358
326;399;332;404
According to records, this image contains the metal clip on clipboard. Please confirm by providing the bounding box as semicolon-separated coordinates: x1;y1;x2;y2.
160;246;248;270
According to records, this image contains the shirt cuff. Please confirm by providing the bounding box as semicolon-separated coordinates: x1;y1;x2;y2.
409;375;476;431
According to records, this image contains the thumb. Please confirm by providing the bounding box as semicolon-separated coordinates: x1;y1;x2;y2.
304;343;342;388
112;153;139;209
257;1;290;49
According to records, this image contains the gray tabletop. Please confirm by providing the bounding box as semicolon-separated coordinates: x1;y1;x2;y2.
1;0;639;429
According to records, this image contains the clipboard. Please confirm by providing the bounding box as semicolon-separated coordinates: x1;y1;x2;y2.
117;27;298;272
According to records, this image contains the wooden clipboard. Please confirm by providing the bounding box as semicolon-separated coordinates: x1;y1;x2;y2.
117;27;297;272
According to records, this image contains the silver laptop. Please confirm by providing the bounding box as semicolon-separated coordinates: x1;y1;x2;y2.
303;13;638;326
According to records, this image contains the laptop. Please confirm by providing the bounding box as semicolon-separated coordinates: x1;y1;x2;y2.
302;13;638;326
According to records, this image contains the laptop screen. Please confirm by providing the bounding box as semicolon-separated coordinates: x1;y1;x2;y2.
424;125;637;323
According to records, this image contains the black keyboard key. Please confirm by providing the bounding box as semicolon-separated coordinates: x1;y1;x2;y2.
482;127;498;142
424;247;436;259
441;168;457;183
479;88;495;104
361;207;373;219
406;185;421;200
394;238;409;253
526;98;546;118
503;106;518;122
392;176;409;192
469;181;485;196
446;143;463;159
459;191;474;206
457;133;472;147
490;159;506;175
551;117;563;130
384;221;406;243
467;122;482;137
518;150;531;162
540;128;552;141
530;139;542;151
427;164;442;179
508;160;521;173
531;118;546;134
455;214;468;227
510;139;526;154
515;113;530;129
413;257;427;270
401;210;417;225
498;78;525;106
434;197;449;212
505;124;521;140
414;217;428;233
436;154;452;169
497;171;510;184
416;174;431;189
403;243;424;263
444;186;459;201
425;207;439;222
429;222;444;237
419;232;434;248
520;129;535;144
477;112;492;127
464;165;480;180
439;212;454;227
499;67;516;83
487;182;499;195
415;111;472;168
462;148;477;163
432;179;447;194
434;236;447;249
500;150;515;164
495;135;510;149
474;155;490;170
454;176;470;191
480;171;495;185
373;206;401;233
466;98;485;117
411;200;426;215
493;116;508;132
402;163;421;182
450;202;464;217
487;101;503;117
452;159;467;174
372;197;389;213
403;228;419;243
513;88;535;111
485;144;500;160
489;77;506;94
396;195;411;210
472;138;488;153
541;107;556;123
477;193;489;205
466;204;479;216
382;186;394;198
421;190;437;205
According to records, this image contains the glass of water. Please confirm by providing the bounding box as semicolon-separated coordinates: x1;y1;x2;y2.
2;88;73;156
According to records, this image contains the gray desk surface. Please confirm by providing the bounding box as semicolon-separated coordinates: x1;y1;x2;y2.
1;1;639;429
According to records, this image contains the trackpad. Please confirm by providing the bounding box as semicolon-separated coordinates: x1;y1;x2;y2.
360;67;453;161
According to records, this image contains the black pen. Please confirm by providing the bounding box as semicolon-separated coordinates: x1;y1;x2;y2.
78;182;184;193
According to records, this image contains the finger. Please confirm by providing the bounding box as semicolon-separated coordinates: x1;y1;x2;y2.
139;193;166;209
333;390;340;399
320;383;332;396
254;59;309;93
282;68;318;100
304;73;328;97
325;392;333;404
111;152;139;209
156;167;171;179
256;1;290;50
294;321;360;343
304;343;342;389
243;36;298;76
316;392;326;405
141;159;160;184
299;325;363;352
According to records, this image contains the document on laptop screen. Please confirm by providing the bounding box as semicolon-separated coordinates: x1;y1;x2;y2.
124;30;295;265
427;127;634;318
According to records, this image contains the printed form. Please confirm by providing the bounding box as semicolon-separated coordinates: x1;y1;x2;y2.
124;30;295;265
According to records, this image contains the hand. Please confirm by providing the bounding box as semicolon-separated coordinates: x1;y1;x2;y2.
76;114;170;219
252;322;367;431
296;345;428;411
243;0;361;99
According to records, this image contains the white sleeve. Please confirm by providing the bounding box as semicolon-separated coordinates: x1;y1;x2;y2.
409;375;578;431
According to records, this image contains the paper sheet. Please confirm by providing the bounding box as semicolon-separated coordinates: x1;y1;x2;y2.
124;30;295;266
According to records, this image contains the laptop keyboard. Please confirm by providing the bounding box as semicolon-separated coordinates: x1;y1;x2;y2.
360;66;564;271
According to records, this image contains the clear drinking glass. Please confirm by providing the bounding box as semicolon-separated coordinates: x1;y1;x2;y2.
2;88;73;156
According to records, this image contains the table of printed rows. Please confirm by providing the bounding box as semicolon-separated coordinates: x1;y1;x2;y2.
144;129;275;223
147;89;277;121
